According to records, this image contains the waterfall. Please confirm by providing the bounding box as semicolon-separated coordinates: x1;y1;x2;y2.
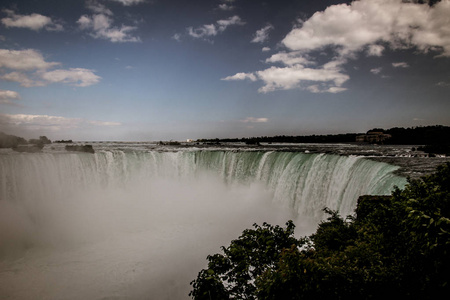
0;149;406;299
1;150;406;219
189;151;405;217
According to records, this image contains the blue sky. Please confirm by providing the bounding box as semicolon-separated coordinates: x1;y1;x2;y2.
0;0;449;141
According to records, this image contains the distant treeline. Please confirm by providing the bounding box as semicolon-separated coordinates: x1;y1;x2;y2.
0;132;51;148
198;133;359;145
382;126;450;145
198;125;450;154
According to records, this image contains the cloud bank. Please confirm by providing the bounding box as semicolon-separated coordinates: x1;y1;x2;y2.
223;0;450;93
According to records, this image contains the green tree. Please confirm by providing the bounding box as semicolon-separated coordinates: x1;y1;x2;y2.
189;221;299;300
190;163;450;299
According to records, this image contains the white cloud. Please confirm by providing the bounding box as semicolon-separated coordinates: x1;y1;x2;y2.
172;33;182;42
0;48;101;87
222;72;257;82
283;3;384;54
39;68;101;87
217;16;245;30
1;9;63;31
0;113;121;132
77;15;92;30
370;67;383;74
241;117;268;123
251;24;274;43
0;89;20;105
282;0;450;56
223;0;450;93
187;24;218;39
218;0;236;10
224;56;349;93
1;114;82;130
188;15;245;40
392;62;409;68
102;25;140;42
77;13;141;43
306;85;347;94
218;4;234;11
265;52;315;66
262;47;271;52
367;44;385;56
86;0;114;16
109;0;147;6
0;71;45;87
0;49;59;70
254;63;349;93
0;89;19;100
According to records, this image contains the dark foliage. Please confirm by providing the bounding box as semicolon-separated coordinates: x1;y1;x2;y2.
190;163;450;299
0;132;28;148
29;136;52;146
385;125;450;145
189;221;299;300
0;132;53;148
198;125;450;147
418;143;450;156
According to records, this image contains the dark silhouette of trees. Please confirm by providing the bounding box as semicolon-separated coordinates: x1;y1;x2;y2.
0;132;27;148
198;125;450;147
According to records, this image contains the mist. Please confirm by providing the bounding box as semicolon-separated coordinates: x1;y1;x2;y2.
0;170;301;299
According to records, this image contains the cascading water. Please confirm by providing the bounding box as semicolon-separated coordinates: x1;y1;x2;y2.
0;147;406;299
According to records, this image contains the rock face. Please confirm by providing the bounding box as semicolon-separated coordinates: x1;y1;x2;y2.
65;145;95;153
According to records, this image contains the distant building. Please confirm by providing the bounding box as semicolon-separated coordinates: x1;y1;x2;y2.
356;132;392;144
186;139;194;143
